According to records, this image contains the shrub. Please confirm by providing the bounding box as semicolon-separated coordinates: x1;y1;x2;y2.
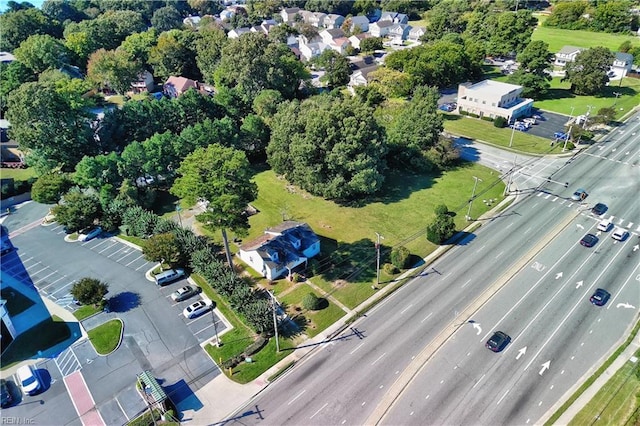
390;246;411;269
243;335;267;357
494;117;507;127
383;263;398;275
71;278;109;306
481;116;493;122
426;205;456;244
302;292;322;310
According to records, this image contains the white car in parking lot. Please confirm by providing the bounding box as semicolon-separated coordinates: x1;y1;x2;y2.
78;226;102;242
16;365;41;396
611;227;629;241
183;300;212;319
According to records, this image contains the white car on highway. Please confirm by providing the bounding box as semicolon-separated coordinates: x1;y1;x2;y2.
611;227;629;241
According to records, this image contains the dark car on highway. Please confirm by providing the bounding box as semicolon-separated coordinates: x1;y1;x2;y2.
590;288;610;306
486;331;511;352
571;188;588;201
580;234;598;247
591;203;607;216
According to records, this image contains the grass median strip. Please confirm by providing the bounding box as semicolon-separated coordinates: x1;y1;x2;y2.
88;319;123;355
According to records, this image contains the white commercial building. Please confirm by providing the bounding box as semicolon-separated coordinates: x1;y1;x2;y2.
457;80;533;122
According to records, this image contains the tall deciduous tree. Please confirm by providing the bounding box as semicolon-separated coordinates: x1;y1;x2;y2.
564;47;615;95
52;189;102;232
6;82;95;173
486;10;537;57
194;27;228;83
31;172;74;204
151;6;183;32
87;49;143;94
0;7;61;51
267;94;387;200
148;29;200;81
143;232;183;267
0;61;37;112
314;49;351;88
386;86;445;171
119;29;158;65
74;153;122;191
71;278;109;306
171;144;258;268
508;40;553;99
214;32;309;108
14;34;68;74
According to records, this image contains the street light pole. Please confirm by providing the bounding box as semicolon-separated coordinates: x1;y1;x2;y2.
562;125;573;152
466;176;482;221
503;156;517;196
508;118;517;148
211;308;222;347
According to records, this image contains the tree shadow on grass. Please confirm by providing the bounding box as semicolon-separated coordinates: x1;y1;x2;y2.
542;88;578;101
318;238;377;283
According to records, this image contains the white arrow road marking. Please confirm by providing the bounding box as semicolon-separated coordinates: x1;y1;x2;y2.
472;323;482;335
617;303;636;309
539;361;551;375
516;347;527;360
576;280;583;289
576;224;584;230
634;245;639;252
596;231;601;236
555;272;563;279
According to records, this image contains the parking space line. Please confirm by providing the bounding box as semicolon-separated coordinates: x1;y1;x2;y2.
116;251;136;262
107;246;129;258
115;397;130;421
194;323;215;335
135;262;151;271
29;265;51;276
90;239;112;250
33;270;59;285
125;254;144;266
98;242;119;254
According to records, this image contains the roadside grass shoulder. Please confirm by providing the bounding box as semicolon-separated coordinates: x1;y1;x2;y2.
531;25;640;52
74;304;101;321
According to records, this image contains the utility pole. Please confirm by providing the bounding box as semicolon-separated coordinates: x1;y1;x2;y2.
375;232;384;289
562;126;573;152
211;308;222;347
568;106;575;123
508;118;517;148
466;176;482;221
613;92;621;106
584;105;594;128
503;156;517;196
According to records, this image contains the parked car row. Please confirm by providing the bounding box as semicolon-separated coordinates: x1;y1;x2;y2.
2;365;45;407
438;102;457;112
151;268;213;320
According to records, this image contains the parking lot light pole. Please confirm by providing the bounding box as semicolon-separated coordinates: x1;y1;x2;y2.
269;291;280;353
466;176;482;221
508;118;517;148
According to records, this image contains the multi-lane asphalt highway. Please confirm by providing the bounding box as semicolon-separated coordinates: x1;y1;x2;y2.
229;111;640;426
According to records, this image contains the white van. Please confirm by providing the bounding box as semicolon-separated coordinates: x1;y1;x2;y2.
154;268;185;286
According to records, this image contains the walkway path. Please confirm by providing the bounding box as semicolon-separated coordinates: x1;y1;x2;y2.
64;370;105;426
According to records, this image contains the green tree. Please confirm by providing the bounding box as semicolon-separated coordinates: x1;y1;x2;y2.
592;0;632;33
239;114;270;155
487;10;537;57
176;117;239;154
252;89;284;122
0;7;61;51
31;172;73;204
42;0;84;23
118;29;158;65
426;204;456;244
267;94;387;199
151;6;183;32
359;37;383;53
367;67;413;98
14;34;69;74
386;86;444;171
390;246;411;269
0;61;37;112
302;292;323;311
6;82;95;173
508;40;553;99
195;27;228;83
171;144;258;268
74;153;122;191
87;49;143;94
544;1;588;29
71;277;109;306
424;0;471;40
214;32;309;108
143;232;183;267
148;29;200;81
52;189;102;232
564;47;615;95
314;49;351;88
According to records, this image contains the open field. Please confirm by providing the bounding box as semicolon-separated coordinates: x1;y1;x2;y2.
0;167;37;181
534;77;640;119
531;25;640;52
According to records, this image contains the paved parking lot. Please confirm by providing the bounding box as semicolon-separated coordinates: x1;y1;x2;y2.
2;203;223;423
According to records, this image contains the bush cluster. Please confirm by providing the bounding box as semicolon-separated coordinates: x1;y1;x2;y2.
0;178;35;200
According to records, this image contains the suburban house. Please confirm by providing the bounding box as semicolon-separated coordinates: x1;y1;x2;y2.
349;15;370;32
379;11;409;24
369;20;393;37
348;58;379;90
307;11;326;28
220;9;235;21
554;45;584;67
163;76;198;98
299;41;329;61
348;33;371;50
183;15;201;27
238;221;321;280
388;23;411;44
457;79;533;122
408;26;426;41
228;27;251;38
320;28;346;45
612;52;633;76
0;51;15;64
130;70;155;93
280;7;300;23
324;14;345;29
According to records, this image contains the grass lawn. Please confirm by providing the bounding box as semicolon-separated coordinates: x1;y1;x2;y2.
0;167;37;181
531;25;640;52
1;316;71;368
569;348;640;425
534;77;640;120
87;319;122;355
74;304;101;321
443;115;563;154
279;283;347;338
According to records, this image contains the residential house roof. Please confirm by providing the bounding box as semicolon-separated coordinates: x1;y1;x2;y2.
615;52;633;63
350;15;370;29
371;20;394;29
461;79;522;98
0;52;16;63
164;76;198;93
557;45;584;56
324;28;345;38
